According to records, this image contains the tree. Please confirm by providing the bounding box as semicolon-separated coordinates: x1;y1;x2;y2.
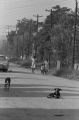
37;5;76;67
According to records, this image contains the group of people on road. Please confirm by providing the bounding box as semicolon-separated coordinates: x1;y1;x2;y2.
40;59;49;74
31;56;49;74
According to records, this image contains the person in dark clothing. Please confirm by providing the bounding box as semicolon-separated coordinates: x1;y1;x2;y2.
47;88;62;99
53;88;62;98
40;63;45;74
5;77;11;88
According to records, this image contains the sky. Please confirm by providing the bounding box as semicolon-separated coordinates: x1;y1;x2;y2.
0;0;77;38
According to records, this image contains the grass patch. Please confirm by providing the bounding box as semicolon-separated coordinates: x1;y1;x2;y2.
52;67;79;81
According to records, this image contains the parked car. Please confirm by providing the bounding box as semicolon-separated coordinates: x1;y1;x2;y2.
0;55;9;72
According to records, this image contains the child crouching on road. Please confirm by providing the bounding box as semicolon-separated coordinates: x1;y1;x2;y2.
40;63;45;74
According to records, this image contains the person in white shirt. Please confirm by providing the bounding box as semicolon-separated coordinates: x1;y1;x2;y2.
44;59;49;73
31;57;36;73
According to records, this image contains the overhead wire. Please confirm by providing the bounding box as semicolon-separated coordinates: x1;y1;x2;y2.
4;0;72;11
3;0;74;18
0;0;76;34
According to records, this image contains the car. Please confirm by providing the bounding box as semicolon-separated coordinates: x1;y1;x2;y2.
0;55;9;72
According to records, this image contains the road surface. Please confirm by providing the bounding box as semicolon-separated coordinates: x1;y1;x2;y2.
0;63;79;120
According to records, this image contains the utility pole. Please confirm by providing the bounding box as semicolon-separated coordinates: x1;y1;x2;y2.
45;9;53;68
16;25;19;57
6;26;10;49
7;26;10;35
28;19;32;57
72;0;78;68
17;20;21;57
6;25;11;57
17;20;24;59
33;14;42;58
33;14;42;33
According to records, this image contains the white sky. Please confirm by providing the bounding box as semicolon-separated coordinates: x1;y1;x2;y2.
0;0;77;37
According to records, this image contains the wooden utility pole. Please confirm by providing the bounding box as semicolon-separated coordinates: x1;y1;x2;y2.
33;14;42;33
16;25;19;57
45;9;53;68
7;26;10;35
33;14;42;58
6;25;11;57
72;0;78;68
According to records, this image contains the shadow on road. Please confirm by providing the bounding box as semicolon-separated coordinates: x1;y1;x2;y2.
8;70;33;74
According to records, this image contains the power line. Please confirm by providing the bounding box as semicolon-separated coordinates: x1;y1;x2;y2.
1;0;75;19
7;5;31;11
3;0;73;11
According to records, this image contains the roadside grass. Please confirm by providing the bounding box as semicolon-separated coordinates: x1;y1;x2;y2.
15;59;79;81
51;67;79;81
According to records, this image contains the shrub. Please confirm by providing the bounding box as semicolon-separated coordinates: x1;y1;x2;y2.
21;59;31;68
